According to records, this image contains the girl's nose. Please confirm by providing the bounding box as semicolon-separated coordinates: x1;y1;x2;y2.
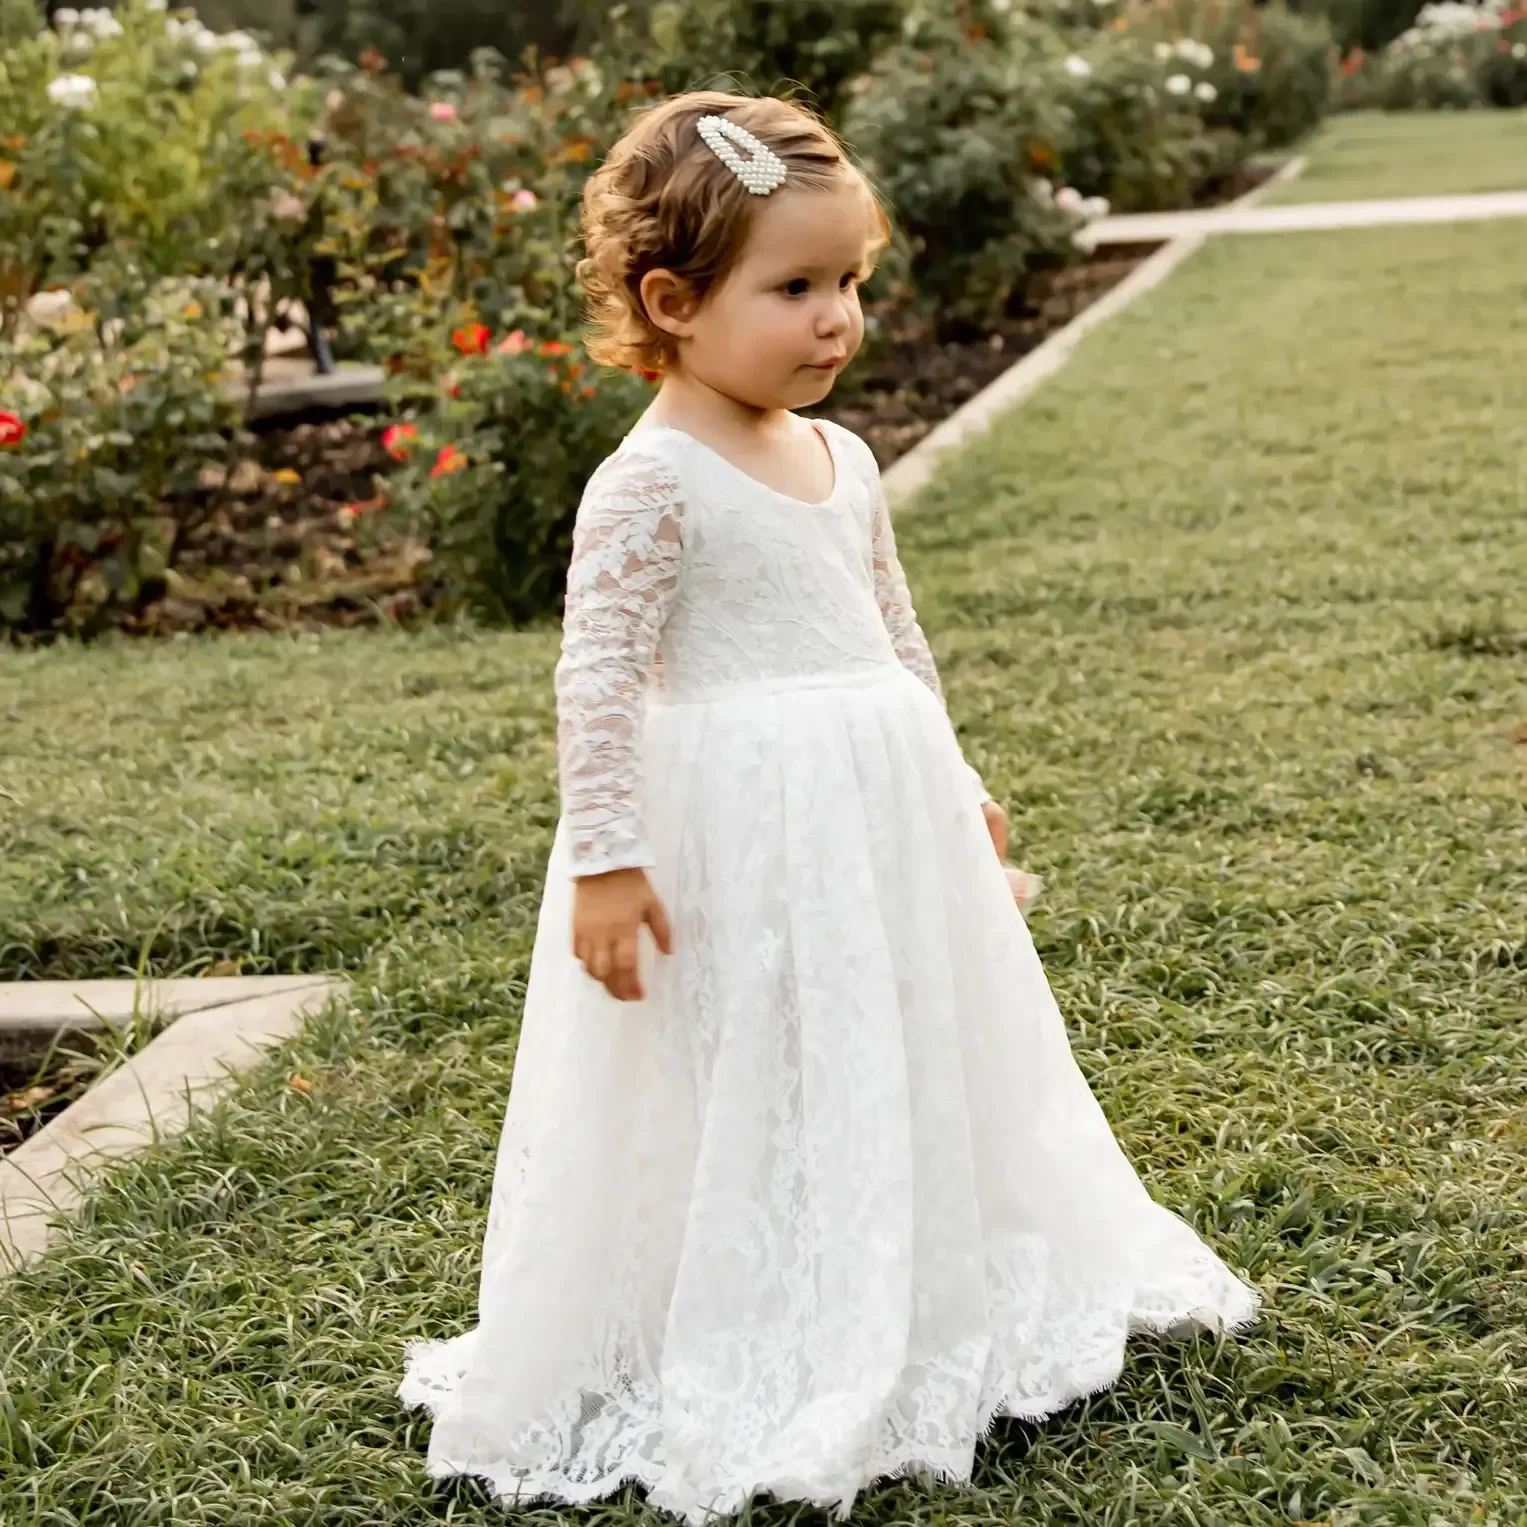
816;294;851;336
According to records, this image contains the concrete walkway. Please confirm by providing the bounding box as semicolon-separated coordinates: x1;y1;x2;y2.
1081;188;1527;250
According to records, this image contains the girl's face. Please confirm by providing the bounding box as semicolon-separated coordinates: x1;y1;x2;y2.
666;174;880;412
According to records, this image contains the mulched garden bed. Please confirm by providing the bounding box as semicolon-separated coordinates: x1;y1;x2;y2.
45;163;1275;639
121;241;1165;636
3;1042;109;1158
117;422;432;638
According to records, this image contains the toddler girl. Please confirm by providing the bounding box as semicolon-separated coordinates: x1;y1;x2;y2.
398;89;1260;1525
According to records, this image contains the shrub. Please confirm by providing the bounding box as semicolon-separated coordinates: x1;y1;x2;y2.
191;0;588;89
839;12;1085;330
0;2;300;291
1371;0;1515;105
0;0;38;47
1288;0;1426;53
379;329;649;622
304;46;627;363
1223;6;1335;146
1475;7;1527;104
0;0;302;635
618;0;911;119
1115;1;1335;152
1056;35;1237;212
0;271;241;632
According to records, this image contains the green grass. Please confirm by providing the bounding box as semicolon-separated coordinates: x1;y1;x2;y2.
1270;109;1527;203
2;219;1526;1526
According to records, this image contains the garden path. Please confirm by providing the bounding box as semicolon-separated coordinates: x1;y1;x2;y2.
1082;186;1527;248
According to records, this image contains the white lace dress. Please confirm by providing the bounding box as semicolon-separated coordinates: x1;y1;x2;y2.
396;417;1261;1524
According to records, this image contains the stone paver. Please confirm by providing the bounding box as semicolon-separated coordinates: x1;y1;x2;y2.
235;361;385;420
0;975;325;1061
1082;189;1527;249
0;976;346;1276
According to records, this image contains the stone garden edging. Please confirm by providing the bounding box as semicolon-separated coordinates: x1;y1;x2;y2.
0;975;347;1278
881;155;1308;510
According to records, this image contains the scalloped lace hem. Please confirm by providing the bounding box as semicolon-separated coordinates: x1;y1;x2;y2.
397;1280;1262;1526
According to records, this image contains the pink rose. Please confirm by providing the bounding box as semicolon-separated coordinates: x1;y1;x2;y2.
429;101;458;123
512;188;538;211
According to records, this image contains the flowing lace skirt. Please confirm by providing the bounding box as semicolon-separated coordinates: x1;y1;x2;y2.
396;662;1260;1525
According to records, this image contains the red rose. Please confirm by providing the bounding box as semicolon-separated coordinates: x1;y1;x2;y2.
0;410;25;448
538;340;573;358
381;422;418;461
496;329;532;355
430;444;467;479
452;323;491;356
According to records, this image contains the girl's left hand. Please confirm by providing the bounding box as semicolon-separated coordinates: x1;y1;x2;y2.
981;800;1008;862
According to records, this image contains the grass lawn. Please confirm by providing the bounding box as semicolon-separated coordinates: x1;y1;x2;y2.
2;219;1525;1525
1270;109;1527;203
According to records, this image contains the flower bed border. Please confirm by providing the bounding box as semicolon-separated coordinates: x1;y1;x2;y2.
0;976;346;1279
881;155;1308;511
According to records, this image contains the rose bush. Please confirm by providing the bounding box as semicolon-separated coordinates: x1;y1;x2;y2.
1055;32;1239;213
0;0;314;634
840;10;1091;330
302;43;628;365
378;328;648;622
2;0;1337;638
1107;0;1335;152
1370;0;1527;105
0;270;241;630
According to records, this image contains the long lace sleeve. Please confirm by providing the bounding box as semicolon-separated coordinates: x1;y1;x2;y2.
870;477;993;810
554;448;686;877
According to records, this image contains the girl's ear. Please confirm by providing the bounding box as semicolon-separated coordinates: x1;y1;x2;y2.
640;269;700;341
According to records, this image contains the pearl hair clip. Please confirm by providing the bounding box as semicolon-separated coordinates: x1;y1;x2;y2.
696;115;788;196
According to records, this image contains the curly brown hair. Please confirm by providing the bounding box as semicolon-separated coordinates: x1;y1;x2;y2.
577;90;890;377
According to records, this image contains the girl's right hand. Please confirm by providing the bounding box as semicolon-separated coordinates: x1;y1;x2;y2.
571;867;674;1002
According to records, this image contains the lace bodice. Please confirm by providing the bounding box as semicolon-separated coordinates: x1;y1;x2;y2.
554;419;991;876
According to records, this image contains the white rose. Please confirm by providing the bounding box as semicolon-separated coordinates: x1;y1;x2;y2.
1054;185;1085;214
1195;80;1218;102
1027;177;1055;203
1154;41;1172;59
268;69;285;90
87;10;122;36
1514;40;1526;55
53;5;80;23
146;0;167;10
46;71;98;108
1081;195;1111;220
1165;72;1191;94
992;0;1011;9
1064;54;1092;76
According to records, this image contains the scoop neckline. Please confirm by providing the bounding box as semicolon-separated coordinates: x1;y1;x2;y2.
632;417;842;509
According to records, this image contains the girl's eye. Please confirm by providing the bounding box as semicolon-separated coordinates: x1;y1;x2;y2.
783;278;810;297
